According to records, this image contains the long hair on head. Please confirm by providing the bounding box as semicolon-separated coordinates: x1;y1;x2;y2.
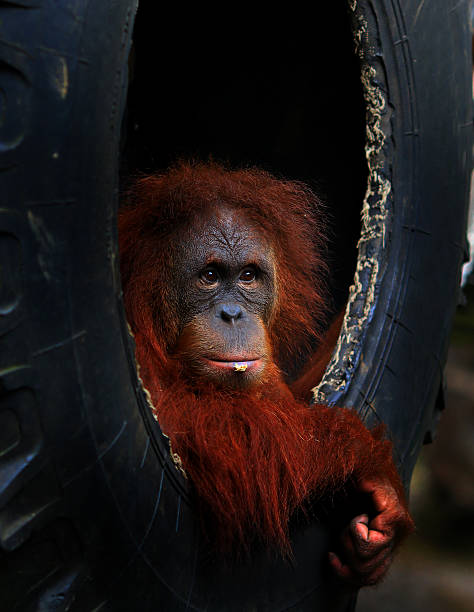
118;159;329;399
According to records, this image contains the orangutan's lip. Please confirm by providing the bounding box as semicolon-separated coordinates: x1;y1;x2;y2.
204;358;262;372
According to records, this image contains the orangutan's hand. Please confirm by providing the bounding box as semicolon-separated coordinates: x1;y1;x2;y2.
329;480;414;586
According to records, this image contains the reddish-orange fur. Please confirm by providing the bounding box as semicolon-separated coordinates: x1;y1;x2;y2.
290;311;345;402
155;367;406;555
119;161;412;556
119;160;328;391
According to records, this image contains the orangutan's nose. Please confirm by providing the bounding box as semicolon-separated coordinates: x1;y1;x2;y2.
219;303;243;324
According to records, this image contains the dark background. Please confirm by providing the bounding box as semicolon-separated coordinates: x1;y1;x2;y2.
120;4;367;318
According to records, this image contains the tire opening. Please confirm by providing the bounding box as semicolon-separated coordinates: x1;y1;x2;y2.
120;4;367;327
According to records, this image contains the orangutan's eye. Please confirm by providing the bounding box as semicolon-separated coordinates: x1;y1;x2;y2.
239;267;256;283
200;267;220;285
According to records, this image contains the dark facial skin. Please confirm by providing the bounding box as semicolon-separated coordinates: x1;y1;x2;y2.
170;207;277;389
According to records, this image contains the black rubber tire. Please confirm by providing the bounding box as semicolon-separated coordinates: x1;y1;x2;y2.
0;1;470;611
317;0;473;486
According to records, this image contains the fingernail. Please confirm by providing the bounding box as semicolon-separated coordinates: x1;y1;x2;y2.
357;523;369;541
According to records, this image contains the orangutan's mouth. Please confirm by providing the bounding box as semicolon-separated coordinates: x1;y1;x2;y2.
204;358;263;372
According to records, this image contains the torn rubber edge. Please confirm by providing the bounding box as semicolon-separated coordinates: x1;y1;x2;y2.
313;0;393;406
126;321;188;477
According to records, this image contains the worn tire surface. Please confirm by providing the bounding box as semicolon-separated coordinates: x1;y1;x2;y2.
317;0;472;486
0;1;471;611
